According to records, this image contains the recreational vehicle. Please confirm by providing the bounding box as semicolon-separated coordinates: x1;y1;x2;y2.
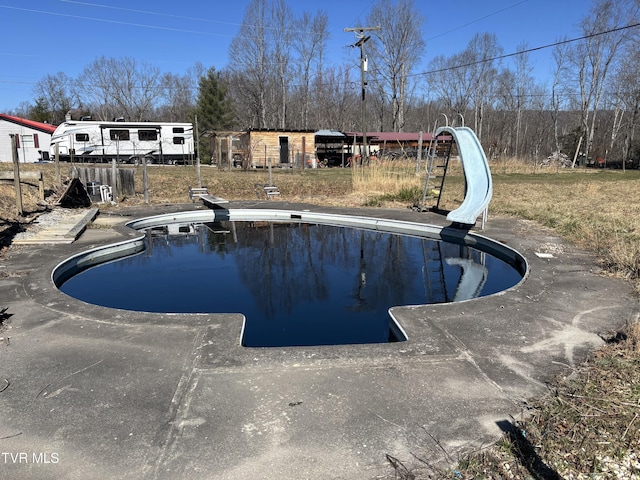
49;120;194;164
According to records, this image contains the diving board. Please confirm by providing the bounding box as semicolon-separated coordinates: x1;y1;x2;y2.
435;126;492;226
200;195;229;209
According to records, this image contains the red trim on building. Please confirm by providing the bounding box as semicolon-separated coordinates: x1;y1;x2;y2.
0;114;57;134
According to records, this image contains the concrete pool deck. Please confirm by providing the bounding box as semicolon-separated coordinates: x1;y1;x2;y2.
1;201;638;480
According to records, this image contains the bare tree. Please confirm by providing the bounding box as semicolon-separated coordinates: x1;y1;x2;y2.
229;0;270;129
609;39;640;168
426;51;476;117
512;43;535;157
8;101;33;119
77;56;162;121
292;10;329;129
467;33;502;139
269;0;294;129
76;58;114;121
551;38;571;154
367;0;425;132
494;67;517;155
525;84;554;161
427;33;501;139
159;72;196;122
307;66;359;131
568;0;638;161
33;72;77;124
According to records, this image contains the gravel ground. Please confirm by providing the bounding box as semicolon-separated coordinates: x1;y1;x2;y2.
10;207;92;242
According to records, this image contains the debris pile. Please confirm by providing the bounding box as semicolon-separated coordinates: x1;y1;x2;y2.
541;152;572;168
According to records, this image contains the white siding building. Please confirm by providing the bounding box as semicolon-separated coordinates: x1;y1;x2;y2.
0;114;57;163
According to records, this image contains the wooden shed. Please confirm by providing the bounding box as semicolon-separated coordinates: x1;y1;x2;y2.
238;129;316;168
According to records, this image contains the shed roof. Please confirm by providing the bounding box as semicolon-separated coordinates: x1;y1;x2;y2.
245;128;316;134
345;131;435;142
0;114;57;134
315;129;345;138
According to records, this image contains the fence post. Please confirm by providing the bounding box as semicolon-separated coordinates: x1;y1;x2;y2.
143;157;149;204
111;158;118;201
301;136;306;171
54;142;61;185
10;134;23;216
415;131;423;175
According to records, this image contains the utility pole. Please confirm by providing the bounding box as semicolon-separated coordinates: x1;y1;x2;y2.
345;25;380;165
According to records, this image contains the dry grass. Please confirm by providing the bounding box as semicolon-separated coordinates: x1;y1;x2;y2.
128;164;355;205
493;155;557;175
433;321;640;480
488;169;640;293
351;158;422;197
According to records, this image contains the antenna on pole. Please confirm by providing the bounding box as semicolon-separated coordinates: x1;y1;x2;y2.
344;25;380;165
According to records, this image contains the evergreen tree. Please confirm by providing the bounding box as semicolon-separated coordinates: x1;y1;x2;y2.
28;97;51;123
196;67;235;132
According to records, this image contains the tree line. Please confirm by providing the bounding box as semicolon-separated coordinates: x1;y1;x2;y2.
9;0;640;165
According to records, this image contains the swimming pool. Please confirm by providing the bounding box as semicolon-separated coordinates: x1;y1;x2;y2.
53;209;527;348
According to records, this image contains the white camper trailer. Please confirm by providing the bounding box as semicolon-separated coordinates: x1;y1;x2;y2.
49;120;195;164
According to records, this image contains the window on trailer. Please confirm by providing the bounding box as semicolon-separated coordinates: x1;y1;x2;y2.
110;129;130;141
76;133;89;142
173;137;185;145
173;127;184;134
138;130;158;141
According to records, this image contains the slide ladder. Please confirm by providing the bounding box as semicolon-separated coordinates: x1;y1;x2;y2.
421;130;455;212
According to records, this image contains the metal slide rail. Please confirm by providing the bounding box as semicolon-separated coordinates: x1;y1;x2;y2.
420;115;452;211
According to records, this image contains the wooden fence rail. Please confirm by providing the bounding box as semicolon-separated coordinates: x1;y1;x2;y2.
0;171;45;200
74;167;135;197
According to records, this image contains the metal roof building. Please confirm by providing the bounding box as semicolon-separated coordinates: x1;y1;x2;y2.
0;114;57;163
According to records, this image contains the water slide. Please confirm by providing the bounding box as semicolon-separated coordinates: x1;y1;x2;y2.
435;126;493;226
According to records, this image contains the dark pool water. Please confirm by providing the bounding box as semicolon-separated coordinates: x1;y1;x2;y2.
59;221;522;347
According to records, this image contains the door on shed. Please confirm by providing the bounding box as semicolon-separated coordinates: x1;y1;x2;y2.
279;136;289;164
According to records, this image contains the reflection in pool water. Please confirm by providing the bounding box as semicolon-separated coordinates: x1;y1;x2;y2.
59;221;523;347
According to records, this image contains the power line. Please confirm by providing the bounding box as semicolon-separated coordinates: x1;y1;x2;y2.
415;22;640;77
58;0;312;35
425;0;528;42
60;0;243;26
0;5;235;38
3;5;639;103
346;0;377;29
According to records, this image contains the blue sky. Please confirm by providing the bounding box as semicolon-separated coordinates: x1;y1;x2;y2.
0;0;593;113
